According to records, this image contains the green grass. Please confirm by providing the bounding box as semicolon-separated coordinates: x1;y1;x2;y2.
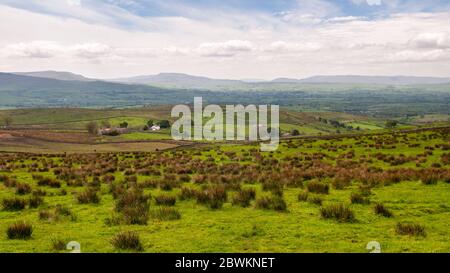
0;178;449;252
345;122;383;130
119;131;172;141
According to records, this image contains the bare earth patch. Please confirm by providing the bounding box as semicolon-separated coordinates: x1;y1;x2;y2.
0;133;14;139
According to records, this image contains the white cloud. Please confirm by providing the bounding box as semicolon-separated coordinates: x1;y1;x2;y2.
276;0;340;25
3;41;62;58
352;0;382;6
67;0;81;7
326;16;367;23
266;41;322;52
276;12;324;25
196;40;254;57
409;33;450;49
70;43;111;59
367;0;382;6
388;49;450;62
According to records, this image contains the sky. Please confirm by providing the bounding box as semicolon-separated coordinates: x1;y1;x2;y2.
0;0;450;80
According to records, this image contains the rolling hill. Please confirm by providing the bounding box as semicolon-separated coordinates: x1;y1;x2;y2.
1;71;449;118
111;72;243;89
297;75;450;85
13;71;95;82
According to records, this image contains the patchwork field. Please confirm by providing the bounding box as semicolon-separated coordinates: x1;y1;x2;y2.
0;127;449;252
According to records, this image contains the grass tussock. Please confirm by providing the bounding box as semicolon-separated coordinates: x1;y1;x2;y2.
350;192;370;204
374;203;393;217
115;188;150;225
76;188;100;204
178;186;199;200
255;195;287;211
232;188;256;207
15;183;32;195
7;221;33;240
396;222;426;237
151;207;181;221
196;185;227;209
306;181;329;194
37;177;61;188
154;194;176;206
2;197;27;211
111;231;143;251
320;203;355;222
51;238;67;251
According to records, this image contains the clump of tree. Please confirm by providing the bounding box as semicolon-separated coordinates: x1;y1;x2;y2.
86;122;99;135
291;129;300;136
158;120;170;128
119;121;129;128
385;120;398;128
319;117;348;129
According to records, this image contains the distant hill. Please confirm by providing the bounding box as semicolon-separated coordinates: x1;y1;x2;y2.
271;78;303;83
295;75;450;85
115;73;450;87
8;70;450;87
1;72;449;117
13;71;95;82
0;72;195;107
111;73;243;89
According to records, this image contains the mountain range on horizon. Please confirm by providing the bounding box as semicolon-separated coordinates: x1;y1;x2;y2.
1;71;449;109
7;71;450;87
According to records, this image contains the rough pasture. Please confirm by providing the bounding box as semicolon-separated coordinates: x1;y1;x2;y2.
0;127;449;252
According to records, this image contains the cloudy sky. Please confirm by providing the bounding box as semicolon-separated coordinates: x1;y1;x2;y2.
1;0;450;79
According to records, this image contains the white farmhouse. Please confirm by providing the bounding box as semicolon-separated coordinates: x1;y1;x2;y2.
150;125;161;131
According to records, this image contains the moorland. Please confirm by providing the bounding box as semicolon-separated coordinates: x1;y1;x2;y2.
0;105;449;252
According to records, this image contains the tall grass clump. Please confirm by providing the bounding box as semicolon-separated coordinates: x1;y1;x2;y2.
37;177;61;188
196;185;227;209
151;207;181;221
396;222;426;237
2;197;27;211
178;186;199;201
320;203;355;222
76;188;100;204
374;203;393;217
255;195;287;211
7;221;33;239
51;238;67;251
15;183;32;195
306;181;329;194
111;231;143;251
154;194;176;206
232;188;256;207
115;188;150;225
